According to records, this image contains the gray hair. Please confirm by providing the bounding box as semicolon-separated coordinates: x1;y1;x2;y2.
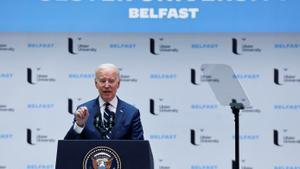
95;63;120;79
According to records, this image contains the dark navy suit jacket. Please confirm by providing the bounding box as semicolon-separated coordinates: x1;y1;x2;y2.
64;97;144;140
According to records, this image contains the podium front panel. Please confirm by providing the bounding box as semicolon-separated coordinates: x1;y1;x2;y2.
55;140;154;169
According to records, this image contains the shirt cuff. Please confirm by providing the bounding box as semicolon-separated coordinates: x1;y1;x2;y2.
73;122;84;134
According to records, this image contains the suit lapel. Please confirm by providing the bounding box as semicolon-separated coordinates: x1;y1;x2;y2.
92;98;101;116
111;98;126;138
91;98;105;139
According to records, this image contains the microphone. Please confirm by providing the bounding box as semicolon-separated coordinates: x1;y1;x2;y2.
107;113;115;131
93;112;107;139
93;113;101;131
94;113;101;129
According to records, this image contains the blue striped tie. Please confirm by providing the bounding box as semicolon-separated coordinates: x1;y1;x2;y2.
103;102;114;139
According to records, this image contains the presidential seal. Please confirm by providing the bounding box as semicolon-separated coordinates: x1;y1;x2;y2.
82;146;121;169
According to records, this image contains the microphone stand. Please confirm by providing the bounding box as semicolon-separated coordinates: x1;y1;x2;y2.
230;99;244;169
94;113;107;139
94;113;115;139
107;113;115;133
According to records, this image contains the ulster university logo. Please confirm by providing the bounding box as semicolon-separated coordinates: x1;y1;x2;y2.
83;146;121;169
190;68;201;85
27;68;37;84
149;38;159;55
149;98;178;116
149;99;157;115
27;128;55;145
68;98;82;114
274;68;283;85
190;67;217;85
232;38;261;55
190;129;219;146
232;38;242;55
68;37;97;54
149;38;178;55
68;38;78;54
273;68;300;85
273;130;283;146
27;67;56;85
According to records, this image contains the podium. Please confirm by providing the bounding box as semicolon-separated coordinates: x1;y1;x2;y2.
55;140;154;169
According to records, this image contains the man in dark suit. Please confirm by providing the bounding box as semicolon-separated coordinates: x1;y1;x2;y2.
65;63;144;140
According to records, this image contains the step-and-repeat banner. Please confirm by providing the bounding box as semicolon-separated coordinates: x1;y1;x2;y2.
1;1;300;169
1;33;300;169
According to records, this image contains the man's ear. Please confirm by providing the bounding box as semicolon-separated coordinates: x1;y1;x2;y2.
116;79;120;89
94;79;98;88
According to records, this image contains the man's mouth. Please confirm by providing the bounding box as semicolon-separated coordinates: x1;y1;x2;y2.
103;91;111;94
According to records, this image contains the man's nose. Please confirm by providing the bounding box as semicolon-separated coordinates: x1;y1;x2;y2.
104;81;110;87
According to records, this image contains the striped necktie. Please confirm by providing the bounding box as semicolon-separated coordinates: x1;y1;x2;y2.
103;102;114;139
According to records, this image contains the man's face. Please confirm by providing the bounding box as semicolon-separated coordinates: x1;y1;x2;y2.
95;67;120;102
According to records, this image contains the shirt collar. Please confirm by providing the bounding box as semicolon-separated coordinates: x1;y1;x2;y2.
98;96;118;109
